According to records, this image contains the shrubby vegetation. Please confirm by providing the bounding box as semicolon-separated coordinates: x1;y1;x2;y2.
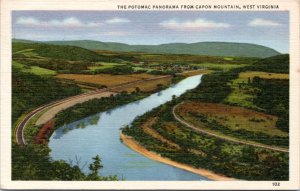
12;143;118;180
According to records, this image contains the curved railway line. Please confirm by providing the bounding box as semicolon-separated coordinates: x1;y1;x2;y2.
172;102;289;153
15;75;171;145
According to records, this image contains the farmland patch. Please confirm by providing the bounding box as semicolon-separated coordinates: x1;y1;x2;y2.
224;71;289;109
176;101;287;138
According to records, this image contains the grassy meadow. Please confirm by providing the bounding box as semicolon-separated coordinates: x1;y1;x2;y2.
225;71;289;109
13;61;57;76
88;62;125;71
177;102;287;138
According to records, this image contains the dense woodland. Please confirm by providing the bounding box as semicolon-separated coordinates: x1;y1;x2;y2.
250;54;289;73
12;68;81;125
253;78;289;132
183;69;239;102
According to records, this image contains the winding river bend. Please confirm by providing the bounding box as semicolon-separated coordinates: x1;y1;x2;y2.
49;74;209;180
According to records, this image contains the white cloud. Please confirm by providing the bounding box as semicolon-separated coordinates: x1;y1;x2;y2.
105;17;131;24
16;17;40;25
16;17;102;28
248;18;281;27
101;31;129;36
160;18;231;30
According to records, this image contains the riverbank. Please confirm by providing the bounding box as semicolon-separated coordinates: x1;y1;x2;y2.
120;133;235;181
35;91;115;126
17;75;173;144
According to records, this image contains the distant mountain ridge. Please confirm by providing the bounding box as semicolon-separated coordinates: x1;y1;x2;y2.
12;39;280;58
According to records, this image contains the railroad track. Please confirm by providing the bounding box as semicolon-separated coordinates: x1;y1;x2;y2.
15;75;172;145
172;102;289;153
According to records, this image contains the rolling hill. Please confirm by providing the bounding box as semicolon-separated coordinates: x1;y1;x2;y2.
13;39;280;58
12;42;106;62
251;54;289;73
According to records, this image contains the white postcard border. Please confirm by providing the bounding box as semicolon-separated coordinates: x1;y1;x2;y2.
1;0;299;190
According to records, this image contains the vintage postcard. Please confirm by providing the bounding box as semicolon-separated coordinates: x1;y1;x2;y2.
0;0;299;190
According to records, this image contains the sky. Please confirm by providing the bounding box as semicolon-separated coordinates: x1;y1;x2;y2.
12;11;289;53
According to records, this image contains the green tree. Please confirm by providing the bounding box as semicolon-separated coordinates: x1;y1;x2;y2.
171;95;177;104
88;155;103;180
135;87;141;93
252;76;261;85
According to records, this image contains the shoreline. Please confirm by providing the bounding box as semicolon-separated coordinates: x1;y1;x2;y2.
120;133;235;181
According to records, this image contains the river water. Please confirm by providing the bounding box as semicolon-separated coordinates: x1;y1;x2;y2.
49;74;209;180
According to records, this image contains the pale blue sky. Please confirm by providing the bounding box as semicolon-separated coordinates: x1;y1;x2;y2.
12;11;289;53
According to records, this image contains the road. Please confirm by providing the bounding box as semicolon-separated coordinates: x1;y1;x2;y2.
172;102;289;153
15;75;171;145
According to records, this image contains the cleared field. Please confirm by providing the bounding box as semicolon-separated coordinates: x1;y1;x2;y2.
225;71;289;108
239;71;289;80
176;101;288;138
193;62;248;71
55;73;161;87
13;61;57;76
14;49;45;59
117;76;172;93
179;69;210;77
132;67;153;72
15;48;35;54
224;91;258;109
88;62;124;71
223;57;234;61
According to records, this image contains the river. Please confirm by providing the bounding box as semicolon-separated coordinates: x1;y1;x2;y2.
49;74;209;180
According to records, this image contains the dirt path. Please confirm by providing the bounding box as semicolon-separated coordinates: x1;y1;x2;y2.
172;102;289;153
120;133;235;181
